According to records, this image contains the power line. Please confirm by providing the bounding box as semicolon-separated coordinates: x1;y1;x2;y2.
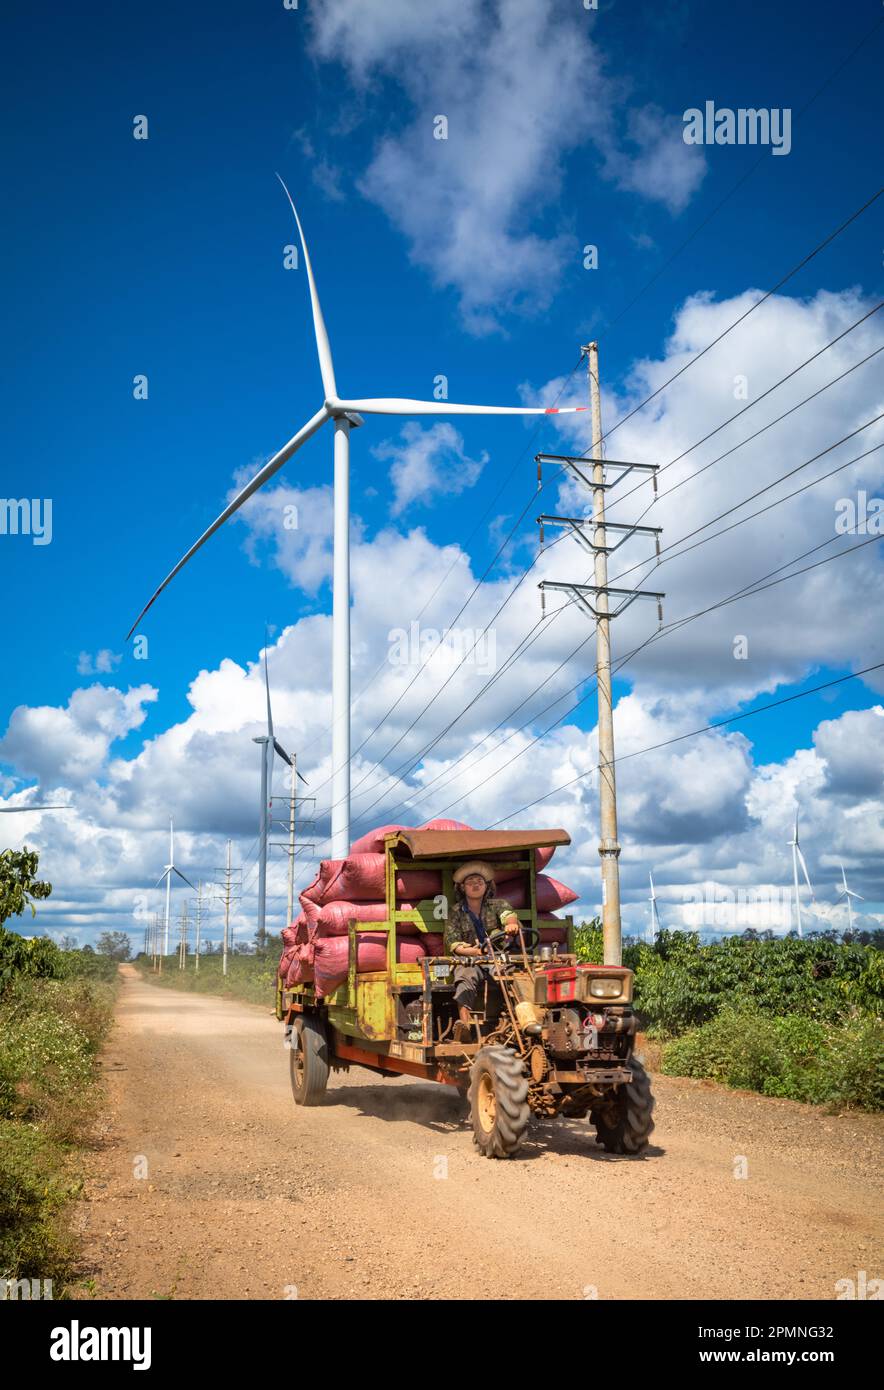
398;533;883;824
488;655;884;827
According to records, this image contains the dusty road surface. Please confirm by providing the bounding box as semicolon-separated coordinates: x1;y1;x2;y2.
73;966;883;1301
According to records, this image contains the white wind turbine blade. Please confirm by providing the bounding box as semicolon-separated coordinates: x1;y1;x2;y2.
276;175;337;400
126;406;330;637
0;805;67;812
337;397;590;417
172;866;196;891
796;845;815;900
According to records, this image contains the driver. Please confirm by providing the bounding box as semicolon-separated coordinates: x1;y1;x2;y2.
444;861;520;1039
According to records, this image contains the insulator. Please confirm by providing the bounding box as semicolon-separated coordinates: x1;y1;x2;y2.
655;534;661;559
657;599;663;627
537;459;542;491
652;470;658;496
539;520;545;550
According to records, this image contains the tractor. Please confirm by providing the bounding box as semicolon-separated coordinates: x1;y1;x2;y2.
277;827;655;1158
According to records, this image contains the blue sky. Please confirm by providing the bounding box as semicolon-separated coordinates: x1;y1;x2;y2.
2;0;882;940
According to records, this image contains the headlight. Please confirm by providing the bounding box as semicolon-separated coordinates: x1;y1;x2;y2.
589;978;622;998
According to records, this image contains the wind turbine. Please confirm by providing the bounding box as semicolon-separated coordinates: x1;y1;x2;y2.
836;860;863;932
253;642;307;943
788;811;815;939
127;178;587;856
648;870;662;944
156;817;195;955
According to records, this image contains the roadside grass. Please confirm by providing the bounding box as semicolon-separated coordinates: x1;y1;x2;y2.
0;945;118;1290
132;952;279;1010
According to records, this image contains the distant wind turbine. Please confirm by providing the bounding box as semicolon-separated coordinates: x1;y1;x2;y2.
836;860;863;932
788;811;815;938
648;870;662;944
253;642;307;942
156;818;194;955
127;178;588;856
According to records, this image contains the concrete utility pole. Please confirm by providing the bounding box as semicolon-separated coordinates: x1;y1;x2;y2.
287;756;298;927
536;342;664;967
220;839;233;977
253;734;270;951
586;343;622;966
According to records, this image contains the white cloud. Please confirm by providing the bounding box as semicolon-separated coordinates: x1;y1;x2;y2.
307;0;706;332
373;422;487;514
76;649;122;676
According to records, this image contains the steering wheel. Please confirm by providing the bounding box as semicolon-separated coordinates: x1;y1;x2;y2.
487;923;541;954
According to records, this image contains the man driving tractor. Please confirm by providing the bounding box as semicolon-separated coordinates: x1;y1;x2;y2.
444;861;520;1040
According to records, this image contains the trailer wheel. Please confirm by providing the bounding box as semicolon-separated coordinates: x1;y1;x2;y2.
469;1046;530;1159
289;1015;330;1106
590;1058;655;1154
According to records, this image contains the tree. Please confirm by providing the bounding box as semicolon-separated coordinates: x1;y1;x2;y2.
96;931;132;961
59;933;79;952
0;847;52;927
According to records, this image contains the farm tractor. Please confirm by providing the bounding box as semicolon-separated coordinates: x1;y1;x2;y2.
278;828;655;1159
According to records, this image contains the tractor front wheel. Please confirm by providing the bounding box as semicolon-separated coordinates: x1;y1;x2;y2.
590;1058;655;1154
469;1046;530;1158
289;1015;330;1106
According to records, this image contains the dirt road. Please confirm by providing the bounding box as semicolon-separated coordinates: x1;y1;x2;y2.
72;966;883;1300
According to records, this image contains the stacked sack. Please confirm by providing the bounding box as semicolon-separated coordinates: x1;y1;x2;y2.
277;818;578;997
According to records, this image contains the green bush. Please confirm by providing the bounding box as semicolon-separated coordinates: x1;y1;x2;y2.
0;972;117;1281
661;1005;883;1111
0;925;64;990
0;1121;78;1286
629;930;881;1036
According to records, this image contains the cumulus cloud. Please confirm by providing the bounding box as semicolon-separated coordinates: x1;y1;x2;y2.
373;422;487;514
0;684;157;787
306;0;706;332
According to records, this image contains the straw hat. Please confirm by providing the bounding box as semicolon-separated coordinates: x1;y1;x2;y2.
453;860;496;886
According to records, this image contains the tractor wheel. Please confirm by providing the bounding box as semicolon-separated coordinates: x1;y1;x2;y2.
289;1015;330;1106
469;1046;530;1159
590;1059;655;1154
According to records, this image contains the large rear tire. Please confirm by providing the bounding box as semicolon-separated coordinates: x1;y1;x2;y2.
289;1015;330;1106
590;1058;655;1154
469;1046;530;1158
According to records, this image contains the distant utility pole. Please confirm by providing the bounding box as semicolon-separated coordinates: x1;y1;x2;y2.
178;902;189;970
214;839;239;977
194;880;204;971
537;342;664;966
272;756;315;928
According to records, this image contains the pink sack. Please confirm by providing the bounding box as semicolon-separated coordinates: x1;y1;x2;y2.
498;874;578;911
285;941;315;986
310;900;425;938
348;818;471;856
306;854;441;905
348;823;410;855
313;931;432;997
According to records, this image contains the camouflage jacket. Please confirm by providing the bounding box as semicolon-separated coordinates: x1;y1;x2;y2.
444;896;518;955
